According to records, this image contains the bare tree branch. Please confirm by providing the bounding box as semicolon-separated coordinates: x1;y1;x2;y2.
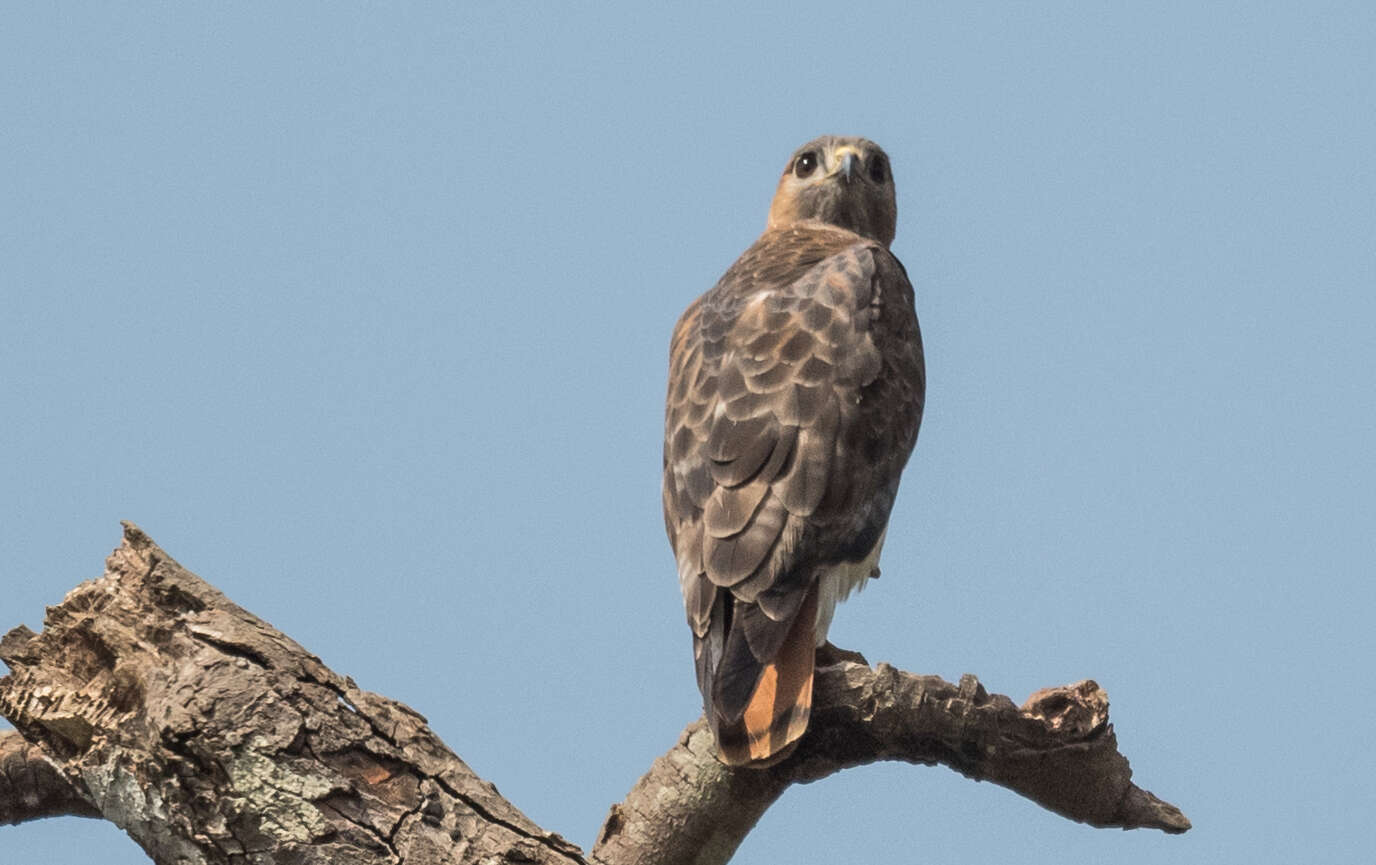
1;524;1187;865
594;665;1189;865
0;728;99;824
0;523;585;864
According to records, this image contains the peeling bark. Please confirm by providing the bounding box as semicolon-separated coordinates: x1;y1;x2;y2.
0;729;100;824
1;524;1188;865
0;523;584;864
593;670;1189;865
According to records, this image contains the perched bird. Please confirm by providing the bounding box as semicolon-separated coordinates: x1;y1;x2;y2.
663;136;926;766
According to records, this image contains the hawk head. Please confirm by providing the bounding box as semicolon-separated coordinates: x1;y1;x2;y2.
766;136;897;247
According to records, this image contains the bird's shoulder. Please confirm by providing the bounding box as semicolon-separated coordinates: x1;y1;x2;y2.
713;222;895;302
671;223;906;357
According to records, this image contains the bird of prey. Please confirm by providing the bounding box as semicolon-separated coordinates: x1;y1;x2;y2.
663;136;925;766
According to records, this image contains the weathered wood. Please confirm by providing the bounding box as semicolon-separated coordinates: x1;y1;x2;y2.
1;524;1188;865
592;667;1189;865
0;523;585;864
0;729;100;825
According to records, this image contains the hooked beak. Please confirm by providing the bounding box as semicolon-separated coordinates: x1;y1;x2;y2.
831;145;862;183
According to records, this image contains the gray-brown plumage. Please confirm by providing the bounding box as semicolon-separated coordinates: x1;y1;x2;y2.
663;136;925;765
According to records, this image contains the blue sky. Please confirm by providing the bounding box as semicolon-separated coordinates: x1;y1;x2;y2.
3;3;1373;862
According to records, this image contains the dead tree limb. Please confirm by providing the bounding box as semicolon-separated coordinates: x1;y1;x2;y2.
0;524;1187;865
0;728;100;825
594;668;1189;865
0;523;584;865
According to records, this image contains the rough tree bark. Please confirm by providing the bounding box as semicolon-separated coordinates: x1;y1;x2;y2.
1;524;1188;864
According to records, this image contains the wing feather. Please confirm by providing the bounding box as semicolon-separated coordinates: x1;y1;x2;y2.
664;224;924;764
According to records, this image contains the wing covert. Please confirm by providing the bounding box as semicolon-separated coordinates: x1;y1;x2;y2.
664;234;909;637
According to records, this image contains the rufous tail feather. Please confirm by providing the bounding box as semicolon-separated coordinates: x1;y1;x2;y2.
713;589;817;766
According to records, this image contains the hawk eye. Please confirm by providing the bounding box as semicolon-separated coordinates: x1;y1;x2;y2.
793;151;818;179
867;155;887;183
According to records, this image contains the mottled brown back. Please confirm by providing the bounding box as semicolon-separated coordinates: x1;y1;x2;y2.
664;137;924;765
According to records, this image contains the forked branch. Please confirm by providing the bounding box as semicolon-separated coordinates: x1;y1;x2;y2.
0;525;1187;865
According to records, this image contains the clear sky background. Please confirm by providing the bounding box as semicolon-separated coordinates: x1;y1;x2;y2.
3;3;1373;863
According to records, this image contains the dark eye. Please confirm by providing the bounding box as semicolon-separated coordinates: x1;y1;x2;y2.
867;155;887;183
793;151;818;179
